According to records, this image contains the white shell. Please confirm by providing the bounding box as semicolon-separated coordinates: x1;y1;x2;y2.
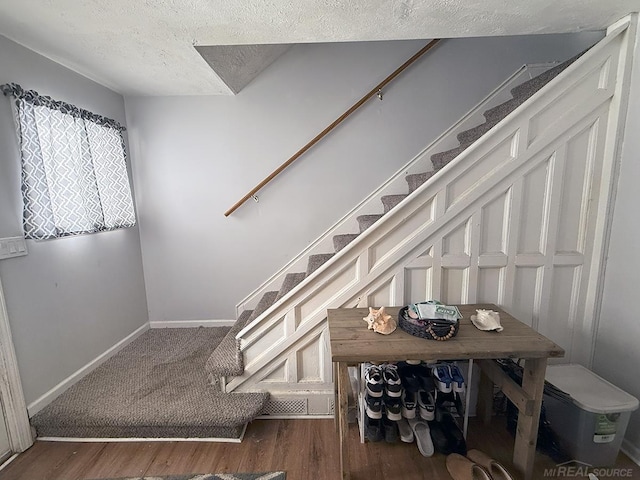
470;309;504;332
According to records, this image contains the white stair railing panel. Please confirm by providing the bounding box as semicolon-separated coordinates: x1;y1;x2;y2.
234;64;557;318
228;21;634;398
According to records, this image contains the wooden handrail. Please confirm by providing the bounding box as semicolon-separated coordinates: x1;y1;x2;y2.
224;39;441;217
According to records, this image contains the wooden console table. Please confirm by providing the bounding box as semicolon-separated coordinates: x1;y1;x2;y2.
327;304;564;480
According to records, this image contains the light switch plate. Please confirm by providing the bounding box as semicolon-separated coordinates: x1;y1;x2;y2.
0;236;28;260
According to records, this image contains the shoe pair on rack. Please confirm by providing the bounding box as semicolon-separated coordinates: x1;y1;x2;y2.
365;363;402;421
431;362;466;393
364;363;403;442
446;449;515;480
365;363;402;398
397;362;436;421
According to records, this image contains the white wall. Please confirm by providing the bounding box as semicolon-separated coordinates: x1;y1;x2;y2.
125;32;603;322
593;22;640;459
0;36;148;406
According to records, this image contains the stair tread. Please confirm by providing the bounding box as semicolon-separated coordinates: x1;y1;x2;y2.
333;233;360;252
247;291;279;322
457;118;500;145
381;194;408;213
431;145;468;170
356;214;384;233
306;253;335;276
405;171;435;193
205;309;253;377
275;272;306;302
511;50;585;98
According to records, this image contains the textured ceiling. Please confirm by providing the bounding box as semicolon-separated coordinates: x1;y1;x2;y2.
0;0;637;96
196;44;291;94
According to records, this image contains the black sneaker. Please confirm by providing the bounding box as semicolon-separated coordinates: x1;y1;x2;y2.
382;364;403;397
384;394;402;421
365;364;384;398
383;417;399;443
365;416;384;442
365;393;383;419
398;363;421;393
418;390;436;421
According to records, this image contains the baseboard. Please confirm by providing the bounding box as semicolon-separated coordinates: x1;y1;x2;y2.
36;424;247;444
622;439;640;466
149;319;236;328
0;454;19;473
27;323;149;417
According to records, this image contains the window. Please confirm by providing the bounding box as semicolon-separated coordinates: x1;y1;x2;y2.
1;83;136;240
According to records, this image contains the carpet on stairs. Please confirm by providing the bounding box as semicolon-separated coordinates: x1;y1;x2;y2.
205;47;594;393
31;327;269;440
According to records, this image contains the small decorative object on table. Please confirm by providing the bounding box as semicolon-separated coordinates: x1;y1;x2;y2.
399;301;462;341
363;306;397;335
470;309;503;332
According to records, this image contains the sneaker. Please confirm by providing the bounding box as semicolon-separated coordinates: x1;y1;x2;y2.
365;393;383;419
365;364;384;398
401;389;417;419
384;394;402;421
382;364;403;397
398;363;421;393
449;363;466;393
416;364;436;392
431;364;453;393
418;390;436;421
383;417;399;443
365;416;384;442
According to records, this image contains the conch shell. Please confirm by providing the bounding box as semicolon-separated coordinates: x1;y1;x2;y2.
363;306;397;335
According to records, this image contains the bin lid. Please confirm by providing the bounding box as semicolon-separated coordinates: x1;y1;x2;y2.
545;364;639;414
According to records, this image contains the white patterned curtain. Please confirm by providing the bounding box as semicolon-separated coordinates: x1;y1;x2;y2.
1;84;136;239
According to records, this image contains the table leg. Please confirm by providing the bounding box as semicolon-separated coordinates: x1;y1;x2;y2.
334;362;339;432
513;357;547;480
477;368;494;425
337;361;351;480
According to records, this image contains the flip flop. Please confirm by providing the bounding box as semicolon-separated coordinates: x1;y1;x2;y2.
408;417;434;457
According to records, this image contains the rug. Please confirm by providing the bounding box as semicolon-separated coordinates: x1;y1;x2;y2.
92;473;285;480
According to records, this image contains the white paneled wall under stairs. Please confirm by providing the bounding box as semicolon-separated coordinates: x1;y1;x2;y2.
226;18;636;417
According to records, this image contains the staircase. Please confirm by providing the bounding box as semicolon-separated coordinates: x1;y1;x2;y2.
206;21;634;419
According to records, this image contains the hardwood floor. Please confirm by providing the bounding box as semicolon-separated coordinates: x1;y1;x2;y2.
1;418;637;480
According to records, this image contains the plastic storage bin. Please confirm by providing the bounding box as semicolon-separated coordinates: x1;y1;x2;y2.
543;364;639;467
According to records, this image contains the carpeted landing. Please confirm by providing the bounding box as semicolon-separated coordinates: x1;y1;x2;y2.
31;327;269;440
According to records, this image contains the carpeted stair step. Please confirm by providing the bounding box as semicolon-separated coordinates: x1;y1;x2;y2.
333;233;360;252
482;96;523;124
381;194;408;213
405;171;435;193
275;272;306;302
205;309;253;378
511;50;584;98
457;118;500;146
33;328;269;440
306;253;335;276
483;53;584;124
247;290;279;323
357;214;384;233
431;145;468;170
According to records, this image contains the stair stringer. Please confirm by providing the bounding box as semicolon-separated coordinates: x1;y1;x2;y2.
226;21;634;414
234;63;557;317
